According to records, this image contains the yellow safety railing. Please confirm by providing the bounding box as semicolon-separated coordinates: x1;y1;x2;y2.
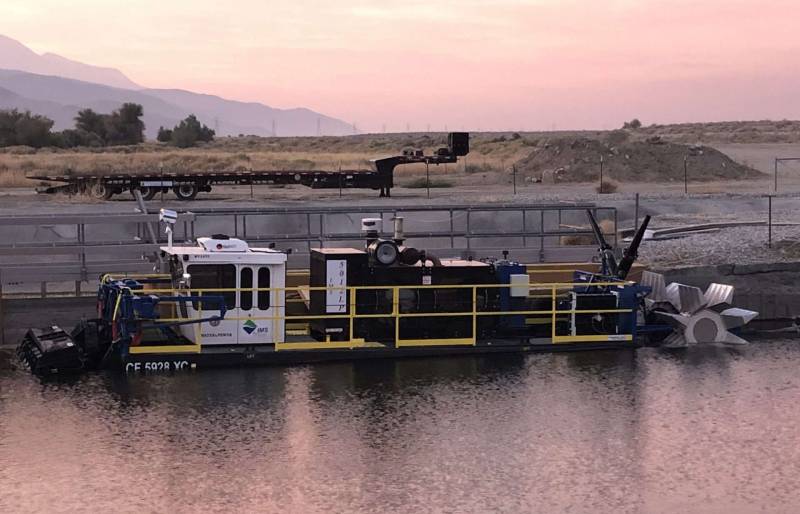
105;273;637;353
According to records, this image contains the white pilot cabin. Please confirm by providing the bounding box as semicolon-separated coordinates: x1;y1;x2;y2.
161;235;287;346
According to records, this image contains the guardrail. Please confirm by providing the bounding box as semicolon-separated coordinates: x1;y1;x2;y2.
0;203;616;295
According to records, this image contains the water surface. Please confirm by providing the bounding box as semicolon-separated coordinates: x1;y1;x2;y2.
2;341;800;513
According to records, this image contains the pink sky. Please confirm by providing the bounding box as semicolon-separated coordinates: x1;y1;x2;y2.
3;0;799;131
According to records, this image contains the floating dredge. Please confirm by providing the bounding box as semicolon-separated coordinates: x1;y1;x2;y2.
17;210;758;375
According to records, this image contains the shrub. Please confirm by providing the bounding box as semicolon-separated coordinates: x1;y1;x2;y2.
596;179;619;194
605;129;629;146
465;162;494;174
53;128;104;148
622;118;642;130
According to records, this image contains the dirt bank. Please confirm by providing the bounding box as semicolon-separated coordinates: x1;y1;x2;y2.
514;135;763;183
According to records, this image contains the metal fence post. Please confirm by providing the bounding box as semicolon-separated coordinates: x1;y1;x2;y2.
426;162;430;199
684;156;688;194
513;165;517;195
768;195;773;249
0;269;4;346
599;155;604;193
774;158;778;193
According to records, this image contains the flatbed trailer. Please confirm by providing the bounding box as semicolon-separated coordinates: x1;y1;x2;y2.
31;132;470;201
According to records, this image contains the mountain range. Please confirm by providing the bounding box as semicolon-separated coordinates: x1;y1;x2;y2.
0;34;353;137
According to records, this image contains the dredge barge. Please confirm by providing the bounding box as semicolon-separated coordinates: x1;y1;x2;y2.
17;211;758;375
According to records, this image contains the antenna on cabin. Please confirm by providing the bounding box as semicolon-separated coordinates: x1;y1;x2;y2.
159;208;178;250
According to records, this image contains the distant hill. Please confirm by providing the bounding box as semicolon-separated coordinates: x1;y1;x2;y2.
0;70;354;138
0;35;354;138
0;34;140;90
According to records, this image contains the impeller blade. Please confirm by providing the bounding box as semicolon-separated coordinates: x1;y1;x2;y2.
662;331;689;348
641;271;667;303
654;310;690;327
676;284;707;314
721;307;759;329
722;331;750;345
704;283;734;309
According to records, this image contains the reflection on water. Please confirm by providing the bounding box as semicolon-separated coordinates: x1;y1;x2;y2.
2;342;800;513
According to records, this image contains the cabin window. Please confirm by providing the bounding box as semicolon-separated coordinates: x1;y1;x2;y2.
257;267;271;310
240;267;253;311
187;264;236;310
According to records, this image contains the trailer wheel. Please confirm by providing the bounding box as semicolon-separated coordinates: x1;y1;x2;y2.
173;184;198;201
130;187;157;201
89;182;114;200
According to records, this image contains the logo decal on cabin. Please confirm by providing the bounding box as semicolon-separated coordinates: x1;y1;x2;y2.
243;319;258;334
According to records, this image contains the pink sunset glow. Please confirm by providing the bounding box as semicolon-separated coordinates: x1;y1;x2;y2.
3;0;799;132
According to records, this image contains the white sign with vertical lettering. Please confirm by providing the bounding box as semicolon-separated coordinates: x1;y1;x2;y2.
326;259;347;313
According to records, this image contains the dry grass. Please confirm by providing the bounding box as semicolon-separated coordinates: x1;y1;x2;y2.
0;169;39;187
0;133;533;188
0;123;795;189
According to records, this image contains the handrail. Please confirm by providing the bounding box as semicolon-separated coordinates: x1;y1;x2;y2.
0;203;618;296
113;279;636;348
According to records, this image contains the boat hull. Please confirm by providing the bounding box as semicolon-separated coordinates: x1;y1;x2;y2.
119;339;641;373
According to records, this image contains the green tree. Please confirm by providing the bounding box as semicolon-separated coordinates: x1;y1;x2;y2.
157;126;172;142
104;103;145;145
169;114;215;148
0;109;22;146
75;108;106;141
15;112;54;147
0;109;54;148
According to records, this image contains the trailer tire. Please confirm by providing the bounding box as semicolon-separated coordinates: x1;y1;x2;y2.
89;182;114;200
173;184;198;201
130;187;157;201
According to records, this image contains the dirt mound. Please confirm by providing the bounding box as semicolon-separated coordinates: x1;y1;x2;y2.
514;135;763;183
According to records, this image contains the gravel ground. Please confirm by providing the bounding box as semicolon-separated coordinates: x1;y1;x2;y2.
639;224;800;269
